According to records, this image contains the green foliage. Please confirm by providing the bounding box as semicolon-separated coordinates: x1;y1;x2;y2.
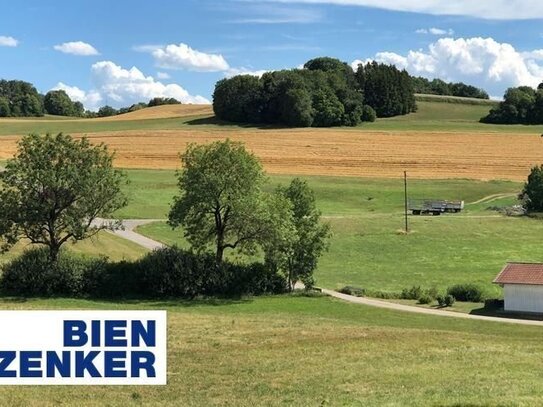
147;97;180;107
436;294;455;307
417;294;433;304
0;248;104;297
355;61;416;117
312;88;345;127
481;85;543;124
339;286;366;296
98;105;118;117
44;90;83;117
266;178;330;290
0;133;128;261
521;165;543;212
0;79;44;117
361;105;376;122
212;57;410;127
169;140;292;264
400;286;423;300
0;96;10;117
447;284;485;302
412;76;489;99
213;75;263;123
1;247;286;299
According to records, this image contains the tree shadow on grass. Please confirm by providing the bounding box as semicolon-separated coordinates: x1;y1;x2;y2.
185;116;296;130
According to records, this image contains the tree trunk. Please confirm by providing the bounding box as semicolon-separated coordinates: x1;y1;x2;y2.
215;245;224;265
49;243;60;264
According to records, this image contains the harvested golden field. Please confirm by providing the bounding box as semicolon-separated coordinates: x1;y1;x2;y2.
0;129;541;180
97;104;213;121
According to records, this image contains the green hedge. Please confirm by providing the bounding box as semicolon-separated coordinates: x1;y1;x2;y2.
0;247;287;299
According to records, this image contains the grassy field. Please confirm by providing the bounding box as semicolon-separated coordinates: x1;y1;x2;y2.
1;100;540;135
1;295;543;406
124;169;531;297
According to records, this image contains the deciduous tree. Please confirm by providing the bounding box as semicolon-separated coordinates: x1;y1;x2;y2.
0;133;128;262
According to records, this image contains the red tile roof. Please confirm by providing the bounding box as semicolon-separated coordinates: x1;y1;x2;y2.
494;263;543;285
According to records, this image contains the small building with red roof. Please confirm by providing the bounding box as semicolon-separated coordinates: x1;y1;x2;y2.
494;262;543;313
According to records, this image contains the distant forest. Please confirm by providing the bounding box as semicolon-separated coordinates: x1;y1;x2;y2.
411;77;489;100
213;57;493;128
0;79;180;118
481;85;543;124
213;57;416;128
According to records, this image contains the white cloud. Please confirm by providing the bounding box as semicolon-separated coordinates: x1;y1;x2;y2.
353;37;543;96
0;36;18;47
145;43;229;72
53;41;99;56
416;27;454;36
250;0;543;20
52;82;102;110
225;67;269;78
156;71;171;79
53;61;209;111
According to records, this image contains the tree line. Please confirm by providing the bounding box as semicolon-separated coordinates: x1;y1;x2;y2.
0;134;329;298
411;77;489;99
213;57;417;127
480;85;543;124
0;78;181;118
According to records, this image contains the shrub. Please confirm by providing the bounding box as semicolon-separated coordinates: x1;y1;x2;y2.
361;105;376;122
426;287;439;300
339;286;365;296
82;260;142;299
0;248;102;297
418;294;433;305
437;294;456;307
447;284;485;302
1;246;287;299
369;290;402;299
401;286;423;300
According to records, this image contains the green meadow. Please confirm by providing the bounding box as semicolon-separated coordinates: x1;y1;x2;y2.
1;295;543;406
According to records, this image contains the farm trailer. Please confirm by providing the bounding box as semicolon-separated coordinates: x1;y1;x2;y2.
408;199;464;215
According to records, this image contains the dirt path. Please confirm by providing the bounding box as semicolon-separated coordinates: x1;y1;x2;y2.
468;193;517;205
96;217;543;326
321;289;543;326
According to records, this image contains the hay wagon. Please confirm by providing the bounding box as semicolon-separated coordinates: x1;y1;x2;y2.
408;199;464;216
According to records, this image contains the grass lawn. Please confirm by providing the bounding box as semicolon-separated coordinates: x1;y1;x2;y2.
129;170;525;296
4;100;543;135
0;231;147;265
1;295;543;406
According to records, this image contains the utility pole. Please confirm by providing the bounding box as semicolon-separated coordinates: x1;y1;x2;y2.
404;171;409;233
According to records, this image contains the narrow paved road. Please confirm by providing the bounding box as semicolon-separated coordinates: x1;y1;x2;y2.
322;289;543;326
93;218;165;250
95;217;543;326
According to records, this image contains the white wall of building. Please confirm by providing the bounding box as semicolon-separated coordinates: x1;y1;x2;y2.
504;284;543;313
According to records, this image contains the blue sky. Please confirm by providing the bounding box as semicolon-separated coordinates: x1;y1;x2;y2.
2;0;543;109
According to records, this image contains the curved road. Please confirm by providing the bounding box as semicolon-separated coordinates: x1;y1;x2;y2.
100;218;543;326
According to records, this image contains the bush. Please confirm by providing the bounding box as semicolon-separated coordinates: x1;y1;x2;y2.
418;294;433;305
361;105;376;122
1;246;287;299
426;287;439;300
437;294;456;307
366;290;402;299
401;286;423;300
447;284;485;302
339;286;366;296
0;248;103;297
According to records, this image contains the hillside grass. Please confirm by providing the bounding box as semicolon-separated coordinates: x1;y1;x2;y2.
1;295;543;406
2;99;543;135
123;169;529;296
